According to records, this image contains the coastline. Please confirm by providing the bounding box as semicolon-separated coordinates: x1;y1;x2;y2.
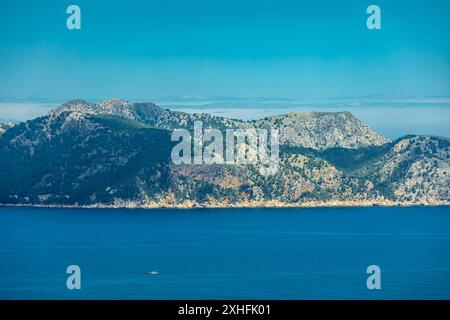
1;199;449;209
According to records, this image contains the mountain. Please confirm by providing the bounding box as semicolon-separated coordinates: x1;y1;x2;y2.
0;99;448;207
366;135;450;202
50;99;246;131
51;99;387;149
0;112;173;205
254;111;390;149
0;122;14;136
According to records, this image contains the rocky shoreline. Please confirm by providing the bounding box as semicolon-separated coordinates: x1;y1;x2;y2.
1;199;449;209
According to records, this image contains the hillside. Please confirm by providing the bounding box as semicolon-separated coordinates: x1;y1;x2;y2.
367;135;450;202
52;99;389;150
0;99;448;207
50;99;246;131
0;122;14;136
255;111;390;149
0;111;173;205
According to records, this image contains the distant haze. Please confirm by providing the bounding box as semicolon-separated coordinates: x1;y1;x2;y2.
1;0;449;139
0;1;449;101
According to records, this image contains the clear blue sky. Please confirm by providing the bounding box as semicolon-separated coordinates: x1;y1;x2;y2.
0;0;449;101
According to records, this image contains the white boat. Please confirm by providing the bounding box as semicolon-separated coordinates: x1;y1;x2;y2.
147;271;160;275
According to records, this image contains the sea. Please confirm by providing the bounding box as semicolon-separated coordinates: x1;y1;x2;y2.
0;206;449;299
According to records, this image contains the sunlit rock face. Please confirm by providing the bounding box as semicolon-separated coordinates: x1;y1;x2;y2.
0;99;448;207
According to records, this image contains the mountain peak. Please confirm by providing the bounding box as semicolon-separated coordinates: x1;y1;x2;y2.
256;110;390;149
47;99;391;150
48;99;92;117
98;99;131;107
65;99;88;105
0;121;15;136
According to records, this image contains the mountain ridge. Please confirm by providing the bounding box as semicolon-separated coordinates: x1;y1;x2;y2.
0;99;448;208
50;99;390;150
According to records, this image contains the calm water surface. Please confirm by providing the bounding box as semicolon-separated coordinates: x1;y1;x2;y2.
0;206;449;299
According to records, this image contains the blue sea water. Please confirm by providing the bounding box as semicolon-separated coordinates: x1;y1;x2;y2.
0;206;449;300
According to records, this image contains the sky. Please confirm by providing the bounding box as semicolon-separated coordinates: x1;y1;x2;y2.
0;0;449;102
0;0;449;138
